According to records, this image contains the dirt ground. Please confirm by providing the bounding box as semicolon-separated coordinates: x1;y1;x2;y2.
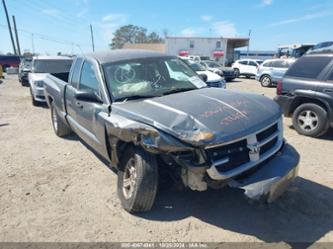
0;75;332;244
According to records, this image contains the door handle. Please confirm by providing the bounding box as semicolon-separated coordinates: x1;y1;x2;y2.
75;101;83;109
323;89;333;93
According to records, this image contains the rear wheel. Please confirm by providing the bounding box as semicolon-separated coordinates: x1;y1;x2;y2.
292;103;329;137
51;103;72;137
260;75;272;87
117;146;158;213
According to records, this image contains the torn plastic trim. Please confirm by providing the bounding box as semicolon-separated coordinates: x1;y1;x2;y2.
228;143;299;202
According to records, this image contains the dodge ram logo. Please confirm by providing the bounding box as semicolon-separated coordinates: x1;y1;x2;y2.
247;143;260;154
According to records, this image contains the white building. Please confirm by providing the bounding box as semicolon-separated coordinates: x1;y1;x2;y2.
165;37;249;66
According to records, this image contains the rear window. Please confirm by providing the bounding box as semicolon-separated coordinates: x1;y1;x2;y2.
33;59;73;73
285;56;332;79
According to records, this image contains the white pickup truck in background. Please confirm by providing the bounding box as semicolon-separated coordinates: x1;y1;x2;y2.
29;56;72;106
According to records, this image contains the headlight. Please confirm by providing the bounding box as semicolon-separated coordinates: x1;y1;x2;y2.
34;81;44;87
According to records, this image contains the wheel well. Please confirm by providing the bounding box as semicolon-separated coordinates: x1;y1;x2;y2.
289;97;329;116
260;74;271;81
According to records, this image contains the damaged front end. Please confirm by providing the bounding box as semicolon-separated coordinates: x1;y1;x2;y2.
104;109;299;203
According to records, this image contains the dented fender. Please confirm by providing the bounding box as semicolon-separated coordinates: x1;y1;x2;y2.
228;143;299;202
102;112;193;164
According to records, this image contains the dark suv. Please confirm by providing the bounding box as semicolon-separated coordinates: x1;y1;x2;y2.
275;54;333;137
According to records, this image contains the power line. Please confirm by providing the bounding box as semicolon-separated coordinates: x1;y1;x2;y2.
0;23;94;49
2;0;17;54
6;1;89;35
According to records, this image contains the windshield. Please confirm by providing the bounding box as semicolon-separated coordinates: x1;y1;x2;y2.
206;61;220;68
103;57;206;101
32;59;73;73
189;63;206;71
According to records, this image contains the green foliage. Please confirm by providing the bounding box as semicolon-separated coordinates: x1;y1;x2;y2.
110;25;164;49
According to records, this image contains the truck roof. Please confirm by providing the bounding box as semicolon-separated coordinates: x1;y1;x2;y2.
80;49;174;64
32;55;72;60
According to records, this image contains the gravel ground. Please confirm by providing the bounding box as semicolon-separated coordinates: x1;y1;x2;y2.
0;75;332;244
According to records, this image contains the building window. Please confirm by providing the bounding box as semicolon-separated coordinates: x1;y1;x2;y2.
189;40;194;49
216;41;221;49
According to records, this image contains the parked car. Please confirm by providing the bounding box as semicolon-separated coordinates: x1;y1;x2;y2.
18;57;32;86
275;54;333;137
232;59;263;78
256;59;295;87
44;50;299;213
180;58;226;88
200;60;236;82
29;56;72;106
307;41;333;54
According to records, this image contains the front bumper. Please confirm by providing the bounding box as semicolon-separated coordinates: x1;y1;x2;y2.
228;143;299;202
31;86;46;102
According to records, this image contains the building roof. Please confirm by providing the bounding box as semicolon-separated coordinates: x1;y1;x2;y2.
83;49;174;64
166;36;249;40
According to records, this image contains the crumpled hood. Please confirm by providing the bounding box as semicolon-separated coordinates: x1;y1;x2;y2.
112;88;282;146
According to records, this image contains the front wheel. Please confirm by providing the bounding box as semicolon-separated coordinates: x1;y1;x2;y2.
30;87;39;106
117;146;158;213
292;103;329;137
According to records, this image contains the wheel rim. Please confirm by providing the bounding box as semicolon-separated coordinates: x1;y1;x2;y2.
52;107;58;132
297;110;319;132
262;76;270;86
122;158;137;199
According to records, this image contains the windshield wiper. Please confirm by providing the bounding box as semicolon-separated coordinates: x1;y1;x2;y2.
162;88;196;96
116;94;158;102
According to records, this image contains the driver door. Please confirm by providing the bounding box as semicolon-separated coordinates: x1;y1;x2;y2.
74;60;109;158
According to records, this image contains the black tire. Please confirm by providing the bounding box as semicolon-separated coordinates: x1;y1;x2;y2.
234;68;240;78
292;103;329;137
117;146;158;213
30;87;39;106
260;75;272;87
51;103;72;137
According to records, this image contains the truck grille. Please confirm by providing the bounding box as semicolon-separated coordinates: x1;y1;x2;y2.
206;119;283;179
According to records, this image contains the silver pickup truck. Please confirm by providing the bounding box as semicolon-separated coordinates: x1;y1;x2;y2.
43;50;299;213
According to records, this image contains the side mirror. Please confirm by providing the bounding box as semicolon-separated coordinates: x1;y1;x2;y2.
75;90;103;103
199;74;208;82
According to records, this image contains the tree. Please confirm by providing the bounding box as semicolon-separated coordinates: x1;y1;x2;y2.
110;25;164;49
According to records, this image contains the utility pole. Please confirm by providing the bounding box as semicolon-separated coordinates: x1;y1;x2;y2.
247;29;251;58
2;0;17;54
90;24;95;52
12;15;21;56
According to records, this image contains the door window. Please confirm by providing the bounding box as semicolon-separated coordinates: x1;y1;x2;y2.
328;70;333;82
79;61;100;94
286;57;332;79
70;58;83;88
248;61;257;67
239;60;248;65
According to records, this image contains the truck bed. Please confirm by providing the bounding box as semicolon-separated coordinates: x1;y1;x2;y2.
43;72;70;123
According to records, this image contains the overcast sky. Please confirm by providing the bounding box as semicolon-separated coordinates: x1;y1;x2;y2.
1;0;333;55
